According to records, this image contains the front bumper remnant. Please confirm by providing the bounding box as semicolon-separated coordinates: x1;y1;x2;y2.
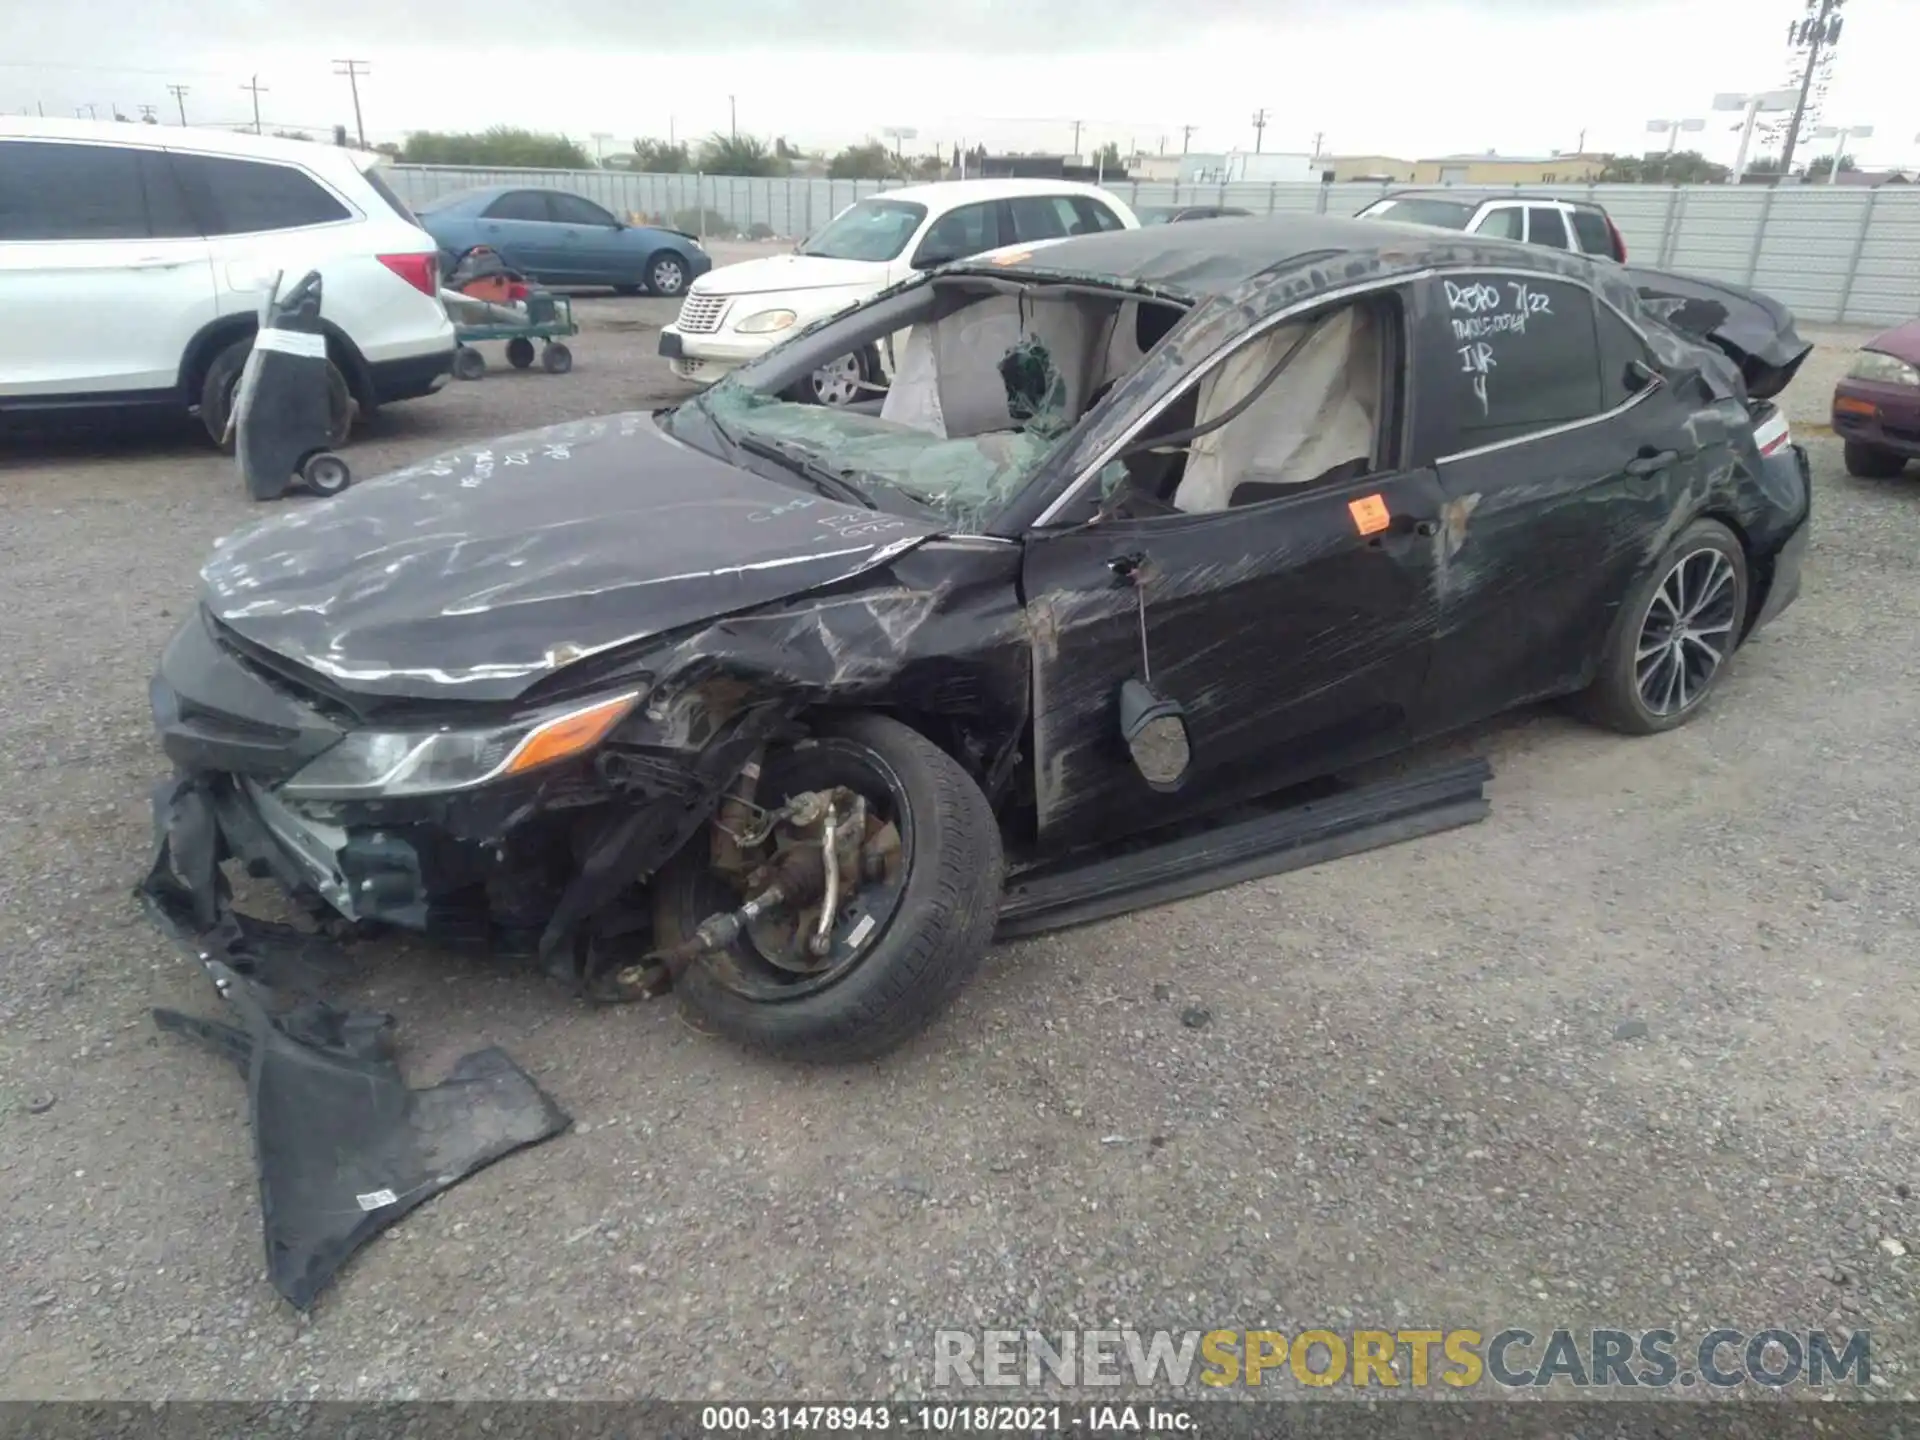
138;775;571;1311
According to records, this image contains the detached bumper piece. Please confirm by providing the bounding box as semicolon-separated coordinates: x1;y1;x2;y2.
138;777;570;1311
996;757;1494;941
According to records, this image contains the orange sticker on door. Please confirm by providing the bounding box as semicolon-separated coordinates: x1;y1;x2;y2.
1348;494;1391;536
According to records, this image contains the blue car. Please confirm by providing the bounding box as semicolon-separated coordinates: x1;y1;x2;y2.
415;185;713;297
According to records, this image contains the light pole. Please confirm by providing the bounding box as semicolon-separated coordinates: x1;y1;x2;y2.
1713;89;1798;184
591;131;613;164
1646;117;1704;155
1811;123;1872;183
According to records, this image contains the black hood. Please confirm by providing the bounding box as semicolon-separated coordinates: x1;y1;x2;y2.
1624;265;1812;401
201;415;940;703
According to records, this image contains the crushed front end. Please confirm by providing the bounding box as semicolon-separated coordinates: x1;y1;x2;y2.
144;600;791;991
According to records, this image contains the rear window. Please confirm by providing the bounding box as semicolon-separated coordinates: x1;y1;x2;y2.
169;153;352;235
1361;197;1475;229
361;164;419;226
0;139;197;241
1569;208;1614;257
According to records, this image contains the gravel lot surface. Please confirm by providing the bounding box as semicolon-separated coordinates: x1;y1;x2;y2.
2;291;1918;1402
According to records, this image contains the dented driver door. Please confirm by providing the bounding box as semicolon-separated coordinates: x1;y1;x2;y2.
1021;468;1449;851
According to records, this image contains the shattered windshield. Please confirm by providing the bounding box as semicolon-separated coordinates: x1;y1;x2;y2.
663;279;1189;531
697;384;1056;530
798;199;929;261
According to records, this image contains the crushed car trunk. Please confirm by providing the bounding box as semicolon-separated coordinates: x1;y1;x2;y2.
1623;264;1812;400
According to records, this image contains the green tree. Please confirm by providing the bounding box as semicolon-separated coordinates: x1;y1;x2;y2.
1597;149;1728;185
1745;155;1786;175
632;138;692;173
271;129;313;142
1804;152;1857;181
912;153;947;181
401;126;591;169
1094;140;1122;172
828;140;897;180
699;132;786;176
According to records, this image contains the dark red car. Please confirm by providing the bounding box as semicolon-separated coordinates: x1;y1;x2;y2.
1832;319;1920;477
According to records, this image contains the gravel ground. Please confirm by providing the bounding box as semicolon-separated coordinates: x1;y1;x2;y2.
2;299;1918;1403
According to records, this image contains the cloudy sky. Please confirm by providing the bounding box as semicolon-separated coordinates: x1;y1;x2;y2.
7;0;1918;169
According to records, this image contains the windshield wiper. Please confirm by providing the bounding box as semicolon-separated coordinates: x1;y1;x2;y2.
734;434;880;510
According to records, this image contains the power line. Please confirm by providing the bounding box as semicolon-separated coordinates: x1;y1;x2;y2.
240;74;268;135
166;83;189;125
332;59;369;148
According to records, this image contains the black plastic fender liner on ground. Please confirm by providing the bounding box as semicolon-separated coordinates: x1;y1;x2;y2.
154;967;570;1311
994;757;1494;941
138;775;570;1311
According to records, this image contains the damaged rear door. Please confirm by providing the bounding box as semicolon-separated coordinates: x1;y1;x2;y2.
1406;268;1710;727
1022;287;1448;849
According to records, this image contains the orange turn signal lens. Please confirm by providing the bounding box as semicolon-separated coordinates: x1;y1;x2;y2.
1835;396;1878;417
501;693;640;778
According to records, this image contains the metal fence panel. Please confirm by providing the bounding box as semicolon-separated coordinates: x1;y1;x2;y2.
1845;189;1920;328
381;165;1918;326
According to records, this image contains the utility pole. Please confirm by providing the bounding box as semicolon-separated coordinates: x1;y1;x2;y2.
138;103;157;123
241;74;268;135
331;60;369;148
728;95;737;140
1251;108;1269;153
80;102;97;120
1180;124;1196;154
166;84;189;125
1781;0;1844;177
1311;129;1325;158
1070;119;1083;156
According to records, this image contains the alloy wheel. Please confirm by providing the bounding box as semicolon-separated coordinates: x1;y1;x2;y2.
1635;547;1738;717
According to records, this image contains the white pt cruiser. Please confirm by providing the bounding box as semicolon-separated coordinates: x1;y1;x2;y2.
658;178;1138;406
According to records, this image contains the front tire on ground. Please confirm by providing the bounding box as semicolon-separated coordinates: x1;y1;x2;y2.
658;713;1004;1062
1572;516;1749;736
1844;441;1908;479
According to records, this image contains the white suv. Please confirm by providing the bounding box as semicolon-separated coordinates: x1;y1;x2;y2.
0;118;455;443
660;178;1139;406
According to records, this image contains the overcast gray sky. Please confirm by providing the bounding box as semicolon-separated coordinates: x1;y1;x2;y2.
7;0;1918;167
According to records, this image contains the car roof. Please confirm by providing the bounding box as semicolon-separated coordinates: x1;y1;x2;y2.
0;115;383;172
862;177;1123;208
1376;187;1609;211
958;212;1583;301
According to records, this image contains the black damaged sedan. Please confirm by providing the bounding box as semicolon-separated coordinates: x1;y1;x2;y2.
147;215;1813;1060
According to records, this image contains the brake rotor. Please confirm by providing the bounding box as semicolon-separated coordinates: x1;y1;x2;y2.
747;809;903;974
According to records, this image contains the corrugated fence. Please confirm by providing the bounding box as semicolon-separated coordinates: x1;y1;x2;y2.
385;165;1920;328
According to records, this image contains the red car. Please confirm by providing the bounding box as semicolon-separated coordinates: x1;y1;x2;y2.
1832;319;1920;478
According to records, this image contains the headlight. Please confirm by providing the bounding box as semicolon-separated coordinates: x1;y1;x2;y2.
735;308;798;335
1847;350;1920;387
280;691;641;800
